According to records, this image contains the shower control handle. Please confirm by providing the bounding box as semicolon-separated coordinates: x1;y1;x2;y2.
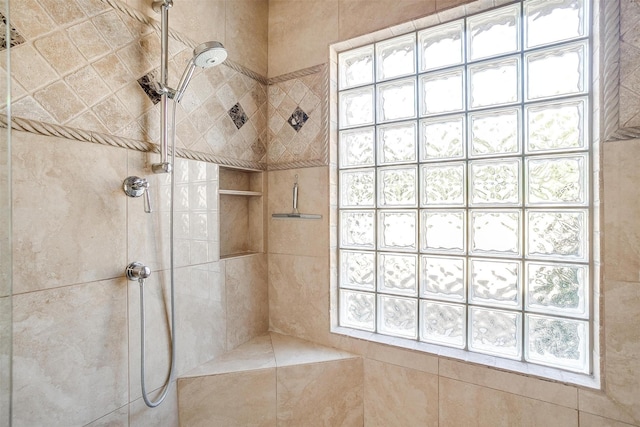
126;262;151;281
123;176;153;213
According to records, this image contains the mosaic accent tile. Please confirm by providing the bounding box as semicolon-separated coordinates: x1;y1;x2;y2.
137;70;162;105
0;12;26;51
229;102;248;130
288;106;309;132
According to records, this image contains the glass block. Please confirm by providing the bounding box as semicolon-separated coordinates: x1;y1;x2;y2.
378;294;418;339
378;121;417;165
377;78;417;123
340;169;375;208
420;255;465;301
421;210;465;253
378;210;418;251
469;307;522;359
340;289;376;331
418;20;464;72
526;43;587;100
469;57;520;108
376;33;416;81
420;115;465;161
525;262;588;318
339;127;375;168
421;163;465;207
469;259;521;308
526;155;588;206
420;301;466;348
470;210;521;256
340;210;375;249
526;210;588;261
467;4;520;61
339;45;374;89
340;250;376;291
469;108;520;157
419;68;464;116
470;159;521;206
378;166;417;207
339;86;374;129
526;98;587;153
525;0;587;49
525;314;589;372
378;252;418;296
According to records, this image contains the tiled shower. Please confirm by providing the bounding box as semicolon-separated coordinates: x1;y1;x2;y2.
2;0;640;426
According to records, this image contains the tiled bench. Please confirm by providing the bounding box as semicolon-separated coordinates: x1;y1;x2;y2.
177;333;364;426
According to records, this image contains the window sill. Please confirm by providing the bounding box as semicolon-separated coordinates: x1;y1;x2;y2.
330;325;600;389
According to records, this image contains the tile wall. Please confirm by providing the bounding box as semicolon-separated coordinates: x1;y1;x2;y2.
6;0;270;425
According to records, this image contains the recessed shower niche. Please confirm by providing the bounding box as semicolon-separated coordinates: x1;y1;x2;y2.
218;166;265;258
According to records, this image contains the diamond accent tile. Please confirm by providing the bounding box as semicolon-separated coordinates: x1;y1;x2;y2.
288;106;309;132
0;12;26;50
137;70;161;105
228;102;248;130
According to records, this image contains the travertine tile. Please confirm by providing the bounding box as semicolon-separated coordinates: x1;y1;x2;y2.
364;359;438;426
37;0;86;26
579;412;639;427
129;387;179;427
12;131;127;293
269;253;330;340
10;0;56;40
182;334;275;378
34;30;85;76
268;167;329;257
225;0;268;76
578;280;640;426
268;0;339;77
339;0;436;41
225;254;269;350
92;95;135;133
92;10;135;50
84;406;129;427
603;139;640;282
276;358;363;426
178;368;277;427
12;279;128;426
439;377;579;426
439;358;578;408
10;96;55;123
165;0;226;53
65;65;110;107
67;20;112;62
271;332;356;367
33;80;86;123
92;53;135;92
10;43;59;93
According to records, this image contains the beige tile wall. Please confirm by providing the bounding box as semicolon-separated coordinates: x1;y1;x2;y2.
10;128;268;425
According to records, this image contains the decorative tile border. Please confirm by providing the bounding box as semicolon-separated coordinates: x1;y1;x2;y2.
2;114;264;170
0;12;25;50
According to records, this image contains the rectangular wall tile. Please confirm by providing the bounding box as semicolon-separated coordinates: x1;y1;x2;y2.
364;359;438;426
276;358;363;426
439;377;578;427
12;131;128;293
12;279;129;426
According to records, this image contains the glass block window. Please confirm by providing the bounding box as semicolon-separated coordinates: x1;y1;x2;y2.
337;0;592;374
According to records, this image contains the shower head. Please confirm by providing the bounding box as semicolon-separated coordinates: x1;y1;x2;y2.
174;41;227;102
193;41;227;68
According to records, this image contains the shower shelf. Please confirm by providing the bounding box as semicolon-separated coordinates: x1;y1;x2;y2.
218;166;265;259
218;189;262;197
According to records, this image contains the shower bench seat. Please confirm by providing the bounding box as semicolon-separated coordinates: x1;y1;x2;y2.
177;332;364;426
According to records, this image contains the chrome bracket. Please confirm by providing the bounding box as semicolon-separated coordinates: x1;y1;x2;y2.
152;0;173;13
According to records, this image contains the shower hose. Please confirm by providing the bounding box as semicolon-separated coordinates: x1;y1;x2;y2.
138;100;179;408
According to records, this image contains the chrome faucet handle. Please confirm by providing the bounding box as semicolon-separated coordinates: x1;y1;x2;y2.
123;176;153;213
126;262;151;281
